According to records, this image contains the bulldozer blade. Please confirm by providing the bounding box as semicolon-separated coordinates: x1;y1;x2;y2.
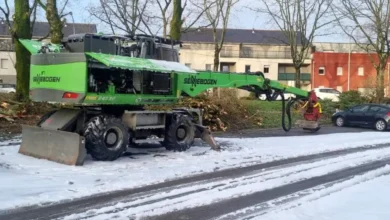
195;124;220;151
18;125;86;166
295;120;319;129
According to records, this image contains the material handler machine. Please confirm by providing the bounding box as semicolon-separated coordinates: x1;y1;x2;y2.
18;33;322;166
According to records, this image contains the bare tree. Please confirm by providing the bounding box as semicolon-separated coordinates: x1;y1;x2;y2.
203;0;239;72
169;0;214;40
331;0;390;101
88;0;153;35
155;0;172;38
0;0;41;100
37;0;64;43
253;0;334;88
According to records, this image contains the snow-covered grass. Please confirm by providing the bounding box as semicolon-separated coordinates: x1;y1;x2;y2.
1;132;390;211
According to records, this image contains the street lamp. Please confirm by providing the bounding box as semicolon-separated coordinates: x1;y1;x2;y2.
63;12;76;34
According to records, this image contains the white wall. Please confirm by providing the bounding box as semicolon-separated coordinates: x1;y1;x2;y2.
0;51;16;83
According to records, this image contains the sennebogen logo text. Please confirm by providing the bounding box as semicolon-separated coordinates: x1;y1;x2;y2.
184;75;217;87
33;71;61;84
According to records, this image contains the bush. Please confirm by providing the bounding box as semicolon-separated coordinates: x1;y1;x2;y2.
146;89;263;132
338;90;368;110
319;98;338;117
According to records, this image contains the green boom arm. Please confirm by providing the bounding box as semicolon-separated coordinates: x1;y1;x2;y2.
178;71;309;99
85;52;310;100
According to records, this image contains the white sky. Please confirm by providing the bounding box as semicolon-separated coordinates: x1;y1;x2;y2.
0;0;350;43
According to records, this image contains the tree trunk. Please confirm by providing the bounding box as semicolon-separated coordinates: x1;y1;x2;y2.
295;66;301;88
213;45;220;97
14;0;32;101
163;20;167;38
46;0;63;44
376;67;385;102
213;46;220;72
169;0;182;40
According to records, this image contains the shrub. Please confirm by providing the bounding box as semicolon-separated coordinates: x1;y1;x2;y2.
319;98;338;117
338;90;368;110
146;89;263;131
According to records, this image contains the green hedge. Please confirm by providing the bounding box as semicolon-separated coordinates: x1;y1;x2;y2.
338;90;368;110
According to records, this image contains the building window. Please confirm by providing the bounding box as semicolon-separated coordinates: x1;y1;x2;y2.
264;65;269;74
337;67;343;76
245;65;251;73
205;64;212;71
1;59;9;69
319;67;325;75
222;65;229;72
185;63;191;68
358;67;364;76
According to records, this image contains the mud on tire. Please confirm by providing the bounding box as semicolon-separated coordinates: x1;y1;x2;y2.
163;113;195;152
83;115;129;161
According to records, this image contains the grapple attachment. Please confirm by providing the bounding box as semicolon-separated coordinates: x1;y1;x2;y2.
18;109;87;166
295;90;322;131
295;120;319;129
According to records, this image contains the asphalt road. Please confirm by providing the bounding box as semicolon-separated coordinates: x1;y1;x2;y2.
2;141;390;220
214;125;374;138
0;125;387;220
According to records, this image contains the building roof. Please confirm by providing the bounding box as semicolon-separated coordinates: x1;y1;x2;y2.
0;21;97;38
181;28;307;45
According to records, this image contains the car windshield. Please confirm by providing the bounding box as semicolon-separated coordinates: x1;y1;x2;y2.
0;84;15;88
326;89;341;94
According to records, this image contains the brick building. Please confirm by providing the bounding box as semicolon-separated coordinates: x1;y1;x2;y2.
311;51;390;96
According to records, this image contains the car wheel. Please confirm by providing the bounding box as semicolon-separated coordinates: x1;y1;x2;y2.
335;116;345;127
375;119;387;131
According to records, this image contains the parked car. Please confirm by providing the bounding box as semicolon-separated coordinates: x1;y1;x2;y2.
0;84;16;93
313;87;341;102
257;90;296;100
332;103;390;131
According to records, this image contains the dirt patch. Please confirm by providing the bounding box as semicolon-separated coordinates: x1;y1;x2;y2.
0;116;41;135
0;93;57;136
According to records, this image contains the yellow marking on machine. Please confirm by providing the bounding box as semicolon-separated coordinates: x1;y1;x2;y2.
85;95;97;101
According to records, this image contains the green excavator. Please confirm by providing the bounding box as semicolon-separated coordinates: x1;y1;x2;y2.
17;33;322;166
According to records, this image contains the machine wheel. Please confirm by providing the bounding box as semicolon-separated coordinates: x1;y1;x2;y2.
335;116;345;127
83;115;129;161
163;114;195;152
375;119;387;131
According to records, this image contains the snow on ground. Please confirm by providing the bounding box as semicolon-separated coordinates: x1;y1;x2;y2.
62;147;390;220
239;166;390;220
1;132;390;211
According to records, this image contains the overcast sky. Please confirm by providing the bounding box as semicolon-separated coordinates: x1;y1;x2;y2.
1;0;350;43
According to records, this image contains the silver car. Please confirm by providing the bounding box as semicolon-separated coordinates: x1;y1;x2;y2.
0;84;16;93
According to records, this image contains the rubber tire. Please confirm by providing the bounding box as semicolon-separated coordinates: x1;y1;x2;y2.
335;116;345;127
83;115;129;161
163;114;195;152
374;119;387;131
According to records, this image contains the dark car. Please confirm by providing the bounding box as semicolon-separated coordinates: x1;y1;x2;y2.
332;103;390;131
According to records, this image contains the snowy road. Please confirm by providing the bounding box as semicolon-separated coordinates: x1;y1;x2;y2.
1;130;390;219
